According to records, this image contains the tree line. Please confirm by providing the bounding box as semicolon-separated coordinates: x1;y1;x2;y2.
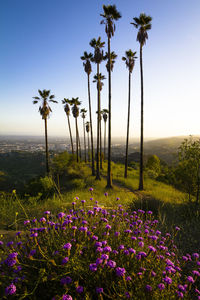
33;5;152;190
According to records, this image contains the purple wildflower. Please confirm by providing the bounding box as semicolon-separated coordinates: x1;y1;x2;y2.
76;286;84;293
125;292;130;298
62;295;73;300
5;283;16;295
187;276;195;284
62;257;69;265
193;253;199;259
101;254;109;260
63;243;72;250
89;263;97;272
158;283;165;290
103;246;112;252
146;285;152;292
58;212;65;219
164;277;172;284
126;276;132;281
107;260;116;268
116;267;126;277
60;276;72;285
193;270;200;277
96;287;103;294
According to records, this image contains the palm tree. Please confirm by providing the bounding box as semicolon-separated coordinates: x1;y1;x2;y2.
105;51;117;72
71;97;81;162
122;50;137;178
100;5;121;188
86;121;90;162
102;109;109;160
80;51;95;175
62;98;74;154
81;108;87;162
131;13;152;190
32;89;57;175
90;37;105;180
93;73;106;174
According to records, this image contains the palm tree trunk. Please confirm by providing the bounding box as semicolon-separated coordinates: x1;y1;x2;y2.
75;118;79;162
77;126;82;160
44;118;50;175
83;118;87;162
124;71;131;178
106;36;112;188
96;63;101;180
100;115;103;169
104;120;106;160
139;44;144;190
67;115;74;154
88;74;95;175
88;132;90;162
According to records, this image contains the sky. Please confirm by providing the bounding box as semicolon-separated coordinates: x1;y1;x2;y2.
0;0;200;140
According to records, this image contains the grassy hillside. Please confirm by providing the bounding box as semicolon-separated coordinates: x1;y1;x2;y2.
0;155;199;254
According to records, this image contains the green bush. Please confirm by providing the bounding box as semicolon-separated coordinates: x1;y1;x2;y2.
25;176;55;200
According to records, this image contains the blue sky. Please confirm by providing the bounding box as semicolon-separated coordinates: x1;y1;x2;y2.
0;0;200;139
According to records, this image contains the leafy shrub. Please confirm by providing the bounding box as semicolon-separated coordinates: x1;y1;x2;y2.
25;176;55;200
0;192;199;299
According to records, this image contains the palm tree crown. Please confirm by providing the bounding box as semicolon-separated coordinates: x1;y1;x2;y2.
131;13;152;46
102;109;109;122
100;5;121;38
93;73;106;91
90;37;105;64
86;122;90;133
80;108;87;119
105;51;117;72
71;97;81;118
62;98;71;116
122;50;137;73
33;89;57;119
80;51;93;75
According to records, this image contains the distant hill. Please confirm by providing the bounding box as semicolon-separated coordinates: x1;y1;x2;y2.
113;136;200;165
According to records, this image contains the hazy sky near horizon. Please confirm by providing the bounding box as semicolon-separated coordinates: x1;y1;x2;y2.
0;0;200;140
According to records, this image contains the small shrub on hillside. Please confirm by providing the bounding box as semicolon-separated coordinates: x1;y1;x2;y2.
0;192;199;299
25;176;55;199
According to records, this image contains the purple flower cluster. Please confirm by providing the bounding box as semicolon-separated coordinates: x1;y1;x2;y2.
1;196;199;300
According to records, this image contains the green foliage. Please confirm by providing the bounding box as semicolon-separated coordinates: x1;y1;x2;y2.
0;152;45;193
52;152;74;175
175;137;200;202
146;154;161;175
25;176;55;199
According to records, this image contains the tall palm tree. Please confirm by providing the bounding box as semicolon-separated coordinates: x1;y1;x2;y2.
32;89;57;175
122;50;137;178
102;109;109;160
131;13;152;190
80;51;95;175
93;73;106;173
90;37;105;180
62;98;74;154
71;97;81;163
86;121;90;162
100;5;121;188
81;108;87;162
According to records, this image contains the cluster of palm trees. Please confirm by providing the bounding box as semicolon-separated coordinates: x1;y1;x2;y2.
33;5;152;191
